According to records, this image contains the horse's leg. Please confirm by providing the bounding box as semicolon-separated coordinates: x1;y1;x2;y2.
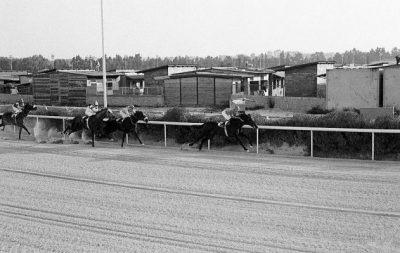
238;132;253;147
21;125;30;135
121;132;126;147
0;124;4;131
19;127;22;140
189;134;205;146
198;138;208;151
234;134;248;151
91;131;95;147
131;130;143;145
63;126;70;135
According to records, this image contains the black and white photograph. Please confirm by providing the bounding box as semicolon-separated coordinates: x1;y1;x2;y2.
1;0;400;252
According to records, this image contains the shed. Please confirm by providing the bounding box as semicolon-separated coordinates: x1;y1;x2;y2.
137;64;198;87
32;69;120;106
163;69;253;106
274;61;335;97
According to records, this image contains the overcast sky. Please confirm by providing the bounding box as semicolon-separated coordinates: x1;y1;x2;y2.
1;0;399;59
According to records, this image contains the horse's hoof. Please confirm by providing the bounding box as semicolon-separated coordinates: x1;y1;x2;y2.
246;149;250;153
141;143;145;146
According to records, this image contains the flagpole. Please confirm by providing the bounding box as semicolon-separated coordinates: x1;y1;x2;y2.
101;0;107;107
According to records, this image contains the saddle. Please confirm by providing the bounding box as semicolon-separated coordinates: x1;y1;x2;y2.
218;116;244;137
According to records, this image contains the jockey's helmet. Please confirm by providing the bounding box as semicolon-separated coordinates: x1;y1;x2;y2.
18;98;24;104
94;101;99;106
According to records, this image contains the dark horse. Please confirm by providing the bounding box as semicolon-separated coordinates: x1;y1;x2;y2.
0;103;37;139
188;113;258;151
103;111;148;147
63;108;114;147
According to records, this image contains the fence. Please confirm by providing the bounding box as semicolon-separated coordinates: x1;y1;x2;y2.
119;87;163;96
5;114;400;161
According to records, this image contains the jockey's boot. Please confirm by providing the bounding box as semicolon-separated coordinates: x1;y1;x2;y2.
11;113;17;123
218;121;228;127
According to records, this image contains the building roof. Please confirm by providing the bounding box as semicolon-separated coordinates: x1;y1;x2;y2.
168;69;253;79
0;71;29;77
125;74;144;80
272;61;336;71
137;64;198;73
58;70;121;78
201;67;274;75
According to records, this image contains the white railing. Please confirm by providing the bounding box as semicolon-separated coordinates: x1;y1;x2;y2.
3;114;399;160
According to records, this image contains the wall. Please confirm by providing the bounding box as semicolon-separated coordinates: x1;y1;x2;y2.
164;77;233;106
232;94;326;112
32;72;87;106
143;68;168;87
0;94;34;104
326;68;379;110
383;67;400;109
285;64;317;97
87;95;164;107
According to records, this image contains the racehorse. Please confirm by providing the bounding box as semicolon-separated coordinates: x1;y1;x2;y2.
0;103;37;140
102;111;148;147
63;108;115;147
188;113;258;151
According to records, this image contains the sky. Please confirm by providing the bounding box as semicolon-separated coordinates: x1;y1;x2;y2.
1;0;400;59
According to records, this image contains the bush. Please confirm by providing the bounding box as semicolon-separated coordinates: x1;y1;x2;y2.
268;98;275;108
306;106;332;114
161;107;188;122
247;105;264;111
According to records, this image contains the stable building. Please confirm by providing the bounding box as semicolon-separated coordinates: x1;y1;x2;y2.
274;61;335;97
32;69;120;106
162;68;255;106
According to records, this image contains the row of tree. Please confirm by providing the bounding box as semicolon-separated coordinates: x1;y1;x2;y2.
1;47;399;73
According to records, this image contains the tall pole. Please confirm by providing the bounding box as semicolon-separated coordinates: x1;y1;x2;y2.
101;0;107;107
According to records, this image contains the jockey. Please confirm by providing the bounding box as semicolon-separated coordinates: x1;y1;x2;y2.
12;98;25;119
85;101;100;117
119;104;135;119
219;98;251;127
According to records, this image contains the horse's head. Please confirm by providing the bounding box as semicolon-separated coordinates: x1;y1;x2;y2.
238;113;258;129
23;103;37;112
133;111;148;123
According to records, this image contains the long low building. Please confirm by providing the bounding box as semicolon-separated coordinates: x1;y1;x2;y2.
32;69;121;106
161;68;273;106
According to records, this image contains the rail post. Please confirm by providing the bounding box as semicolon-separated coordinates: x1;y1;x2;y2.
256;127;259;154
310;130;314;158
372;132;375;161
63;118;65;140
164;123;167;147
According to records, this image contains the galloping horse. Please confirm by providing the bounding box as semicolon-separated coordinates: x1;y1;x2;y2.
0;103;37;139
103;111;148;147
64;108;114;147
188;113;258;151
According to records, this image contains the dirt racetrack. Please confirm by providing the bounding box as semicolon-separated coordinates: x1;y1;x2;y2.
0;139;399;252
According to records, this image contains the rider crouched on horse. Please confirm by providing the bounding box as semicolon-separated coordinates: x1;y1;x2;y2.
83;101;100;129
219;98;252;127
85;101;100;117
119;105;135;120
12;98;25;119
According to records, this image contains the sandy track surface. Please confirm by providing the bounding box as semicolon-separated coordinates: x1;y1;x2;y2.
0;140;399;252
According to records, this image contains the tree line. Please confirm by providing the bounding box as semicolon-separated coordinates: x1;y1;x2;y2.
1;47;399;73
